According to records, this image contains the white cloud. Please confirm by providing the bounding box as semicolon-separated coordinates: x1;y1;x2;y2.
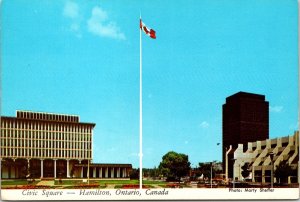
63;1;81;37
87;6;125;40
184;140;189;144
269;106;283;113
200;121;209;128
63;1;79;19
63;3;124;40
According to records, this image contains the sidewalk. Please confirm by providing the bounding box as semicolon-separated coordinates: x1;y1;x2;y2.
37;180;55;186
105;184;115;189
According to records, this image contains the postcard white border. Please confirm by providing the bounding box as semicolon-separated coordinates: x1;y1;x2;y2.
1;188;299;200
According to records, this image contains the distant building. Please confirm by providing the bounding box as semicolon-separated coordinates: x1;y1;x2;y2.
1;110;132;179
222;92;269;178
233;131;299;184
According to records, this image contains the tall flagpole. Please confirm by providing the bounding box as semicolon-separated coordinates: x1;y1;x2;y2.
139;15;143;190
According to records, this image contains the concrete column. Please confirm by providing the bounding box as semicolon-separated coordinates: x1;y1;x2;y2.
87;160;90;179
67;160;70;178
40;159;44;178
117;167;120;178
252;167;255;182
54;159;57;178
27;159;30;175
78;160;83;178
12;159;16;179
111;168;114;178
105;167;108;178
262;168;265;184
124;168;127;178
93;168;96;178
100;167;102;178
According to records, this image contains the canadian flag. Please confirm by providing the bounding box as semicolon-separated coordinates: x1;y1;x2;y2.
140;19;156;39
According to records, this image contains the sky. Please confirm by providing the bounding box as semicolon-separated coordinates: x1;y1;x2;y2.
1;0;298;168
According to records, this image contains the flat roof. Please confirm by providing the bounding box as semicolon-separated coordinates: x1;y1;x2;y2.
0;115;95;127
226;91;266;102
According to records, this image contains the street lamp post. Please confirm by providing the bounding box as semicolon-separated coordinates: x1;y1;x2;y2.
269;152;274;188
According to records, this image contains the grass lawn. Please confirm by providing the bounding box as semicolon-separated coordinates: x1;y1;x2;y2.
97;180;163;188
98;180;139;185
55;179;168;186
54;179;139;186
142;180;167;185
2;179;167;188
54;180;79;185
98;179;167;186
114;185;123;189
1;180;38;186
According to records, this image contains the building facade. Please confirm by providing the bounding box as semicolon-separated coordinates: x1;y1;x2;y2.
1;110;132;179
222;92;269;178
74;163;131;179
233;131;299;184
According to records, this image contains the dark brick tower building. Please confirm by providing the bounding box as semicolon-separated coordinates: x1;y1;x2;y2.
222;92;269;178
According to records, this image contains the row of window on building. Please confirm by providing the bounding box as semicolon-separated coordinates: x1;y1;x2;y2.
1;138;91;150
1;121;92;133
1;147;92;159
1;129;92;142
17;111;79;123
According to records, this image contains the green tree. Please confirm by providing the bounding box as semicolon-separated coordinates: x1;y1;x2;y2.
198;162;212;179
158;151;191;181
129;168;139;179
142;168;150;178
274;161;295;183
197;161;221;179
149;167;159;179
